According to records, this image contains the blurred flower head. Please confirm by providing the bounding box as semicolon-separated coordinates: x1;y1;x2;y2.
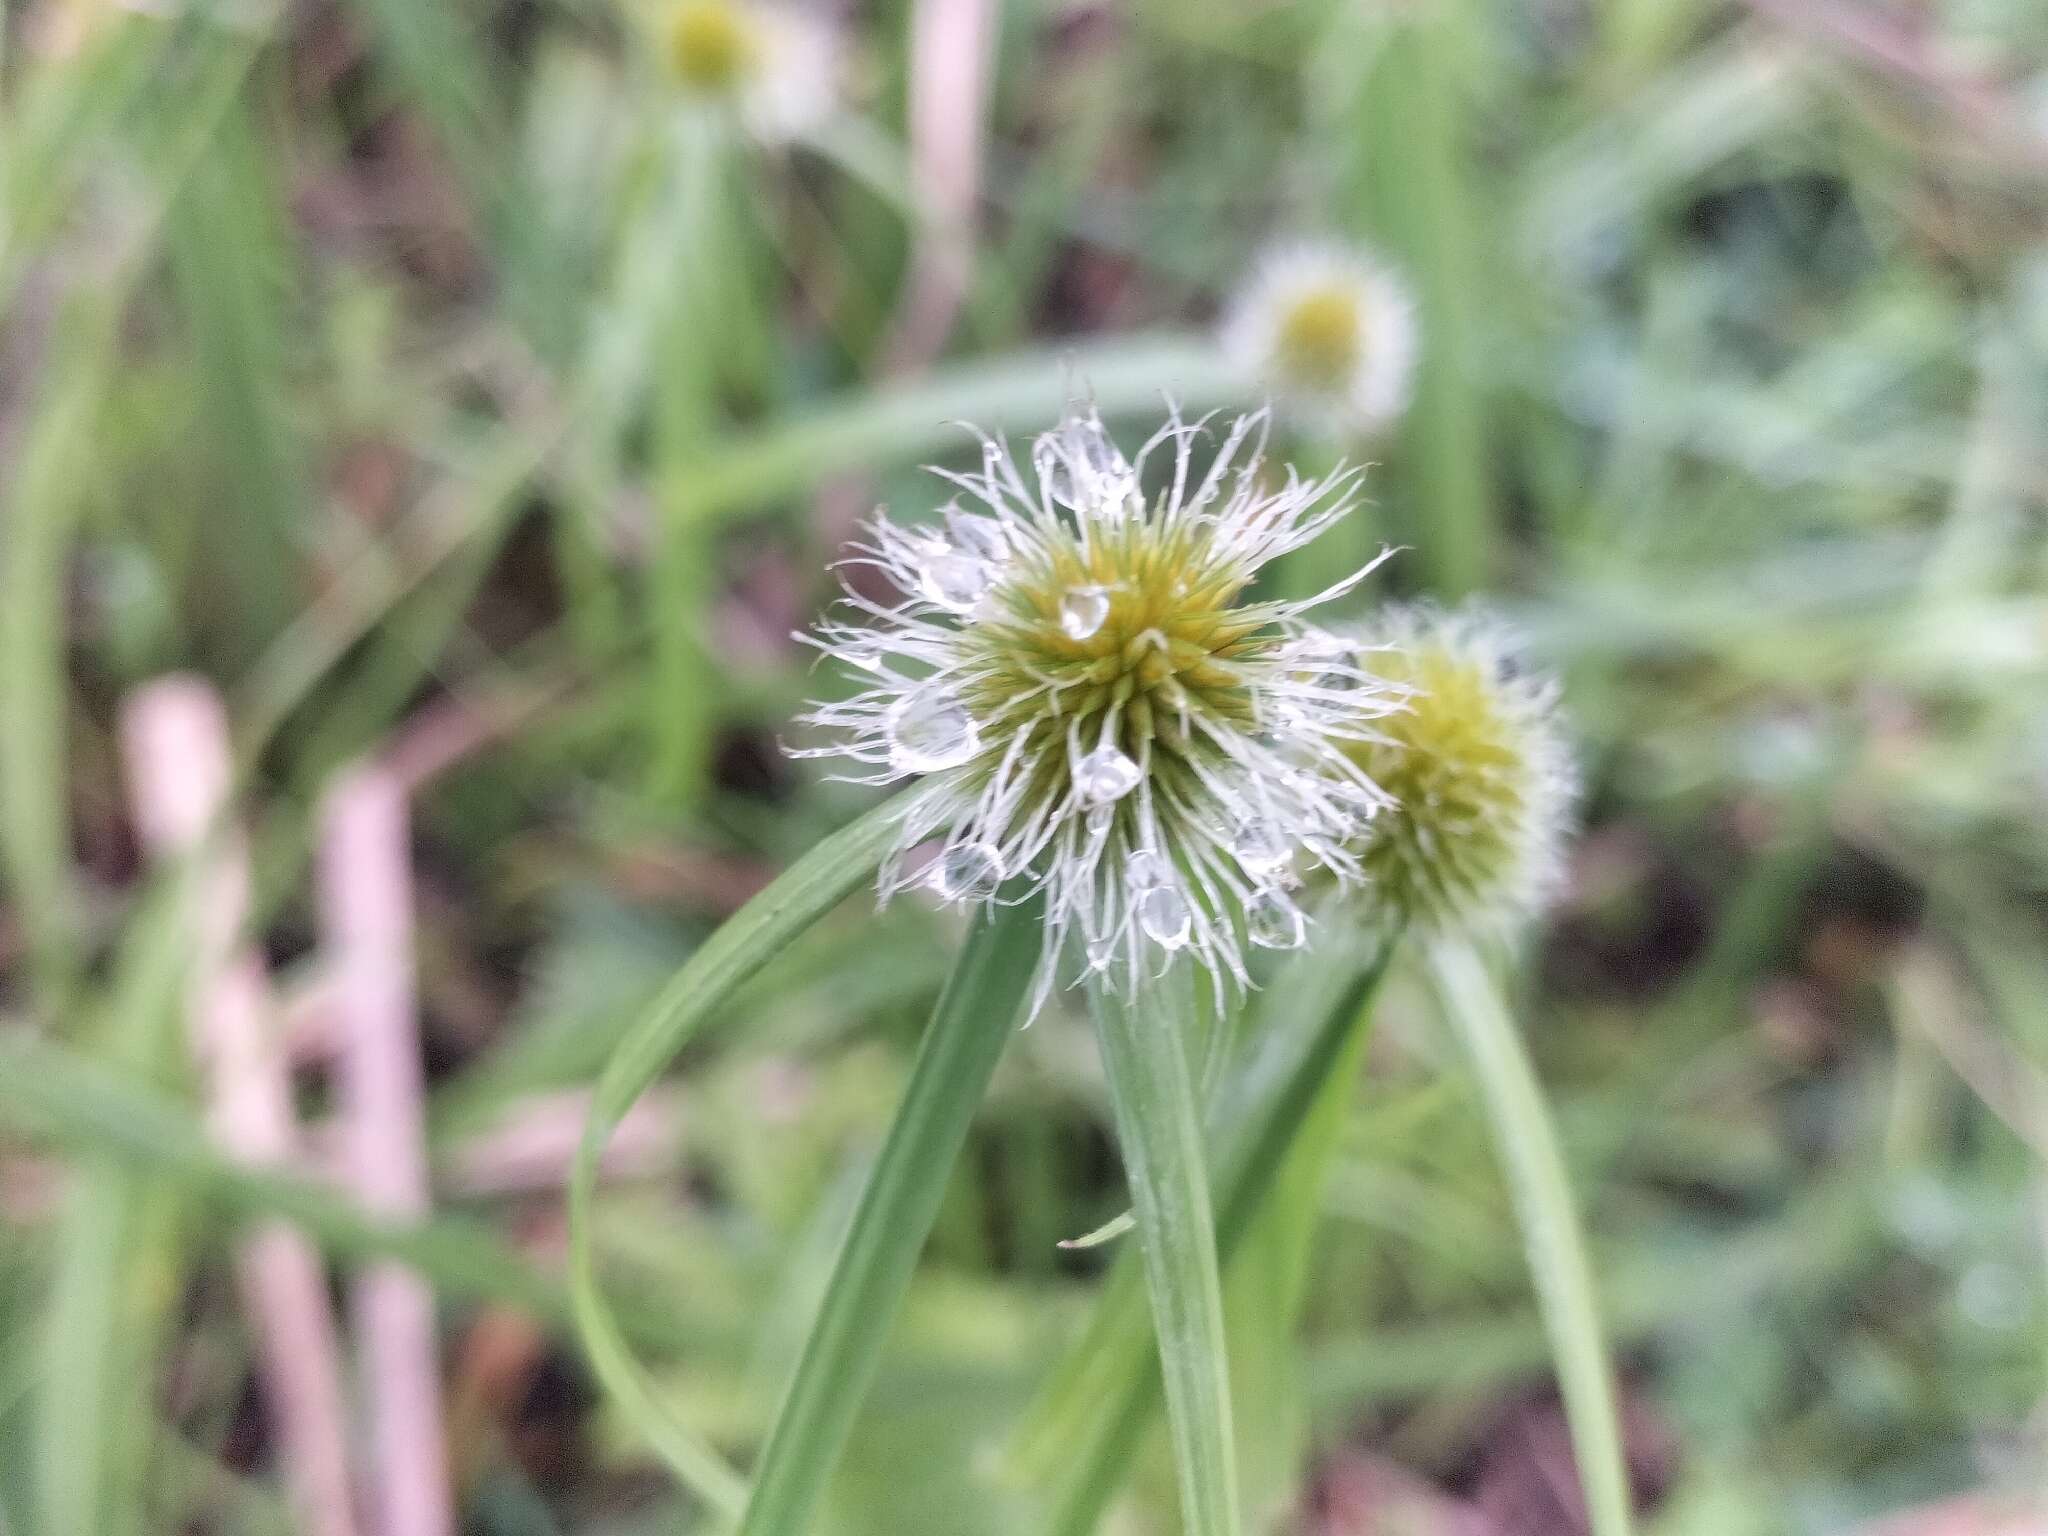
1221;241;1419;436
661;0;836;142
1334;605;1575;936
793;404;1404;1011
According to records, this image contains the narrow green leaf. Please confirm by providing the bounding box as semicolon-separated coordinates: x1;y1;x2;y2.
1058;1210;1135;1251
569;789;936;1517
647;119;741;809
163;88;308;659
1426;935;1633;1536
1088;967;1240;1536
735;892;1043;1536
35;865;197;1536
665;334;1249;533
0;1030;570;1326
0;337;96;1016
1340;7;1494;595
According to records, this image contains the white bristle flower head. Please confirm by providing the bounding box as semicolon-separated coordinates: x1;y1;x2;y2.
1331;605;1577;937
1220;241;1419;437
661;0;837;143
791;403;1408;1014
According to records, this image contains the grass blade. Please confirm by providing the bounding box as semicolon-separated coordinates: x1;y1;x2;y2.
1088;966;1240;1536
34;864;198;1536
163;88;308;661
667;333;1247;532
569;788;937;1516
1339;8;1495;595
0;340;96;1016
735;893;1043;1536
1426;935;1633;1536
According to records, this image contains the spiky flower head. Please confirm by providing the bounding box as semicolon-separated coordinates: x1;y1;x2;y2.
792;405;1406;1012
1334;606;1576;936
661;0;836;142
1220;241;1419;437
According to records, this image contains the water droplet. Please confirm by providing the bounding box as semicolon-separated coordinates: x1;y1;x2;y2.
1137;885;1191;950
1232;819;1291;875
1285;631;1362;693
1245;888;1305;950
920;552;992;612
1126;849;1172;891
1064;412;1140;516
1032;437;1078;506
1072;743;1141;805
1059;584;1110;641
944;505;1009;563
1068;410;1130;481
1086;935;1117;973
931;841;1002;901
886;693;979;773
1086;803;1114;837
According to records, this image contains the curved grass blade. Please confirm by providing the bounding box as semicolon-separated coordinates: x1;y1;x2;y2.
1087;966;1240;1536
734;893;1043;1536
1425;935;1633;1536
0;1029;639;1339
568;789;935;1517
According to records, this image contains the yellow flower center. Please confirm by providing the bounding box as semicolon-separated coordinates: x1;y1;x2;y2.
958;519;1275;811
1273;285;1365;392
668;0;758;93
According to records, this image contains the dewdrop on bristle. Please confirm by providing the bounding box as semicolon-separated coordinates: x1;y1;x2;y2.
660;0;837;142
1336;606;1576;936
791;402;1407;1014
1220;241;1419;437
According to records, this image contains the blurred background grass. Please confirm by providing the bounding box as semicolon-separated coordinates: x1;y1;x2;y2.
3;0;2048;1531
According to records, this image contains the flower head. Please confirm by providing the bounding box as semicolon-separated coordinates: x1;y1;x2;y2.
793;405;1406;1011
1334;606;1575;936
661;0;837;142
1220;242;1419;436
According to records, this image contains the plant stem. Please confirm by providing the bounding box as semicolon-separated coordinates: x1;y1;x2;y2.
735;894;1043;1536
1037;929;1399;1536
1089;968;1241;1536
1426;935;1633;1536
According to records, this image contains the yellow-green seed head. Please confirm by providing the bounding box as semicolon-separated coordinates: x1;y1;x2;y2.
667;0;758;92
1220;241;1418;435
656;0;834;141
795;405;1405;1013
1343;606;1575;934
1272;285;1367;394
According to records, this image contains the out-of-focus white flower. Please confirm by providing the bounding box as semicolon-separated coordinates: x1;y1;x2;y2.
1220;242;1419;436
1333;605;1576;936
661;0;837;143
791;403;1405;1012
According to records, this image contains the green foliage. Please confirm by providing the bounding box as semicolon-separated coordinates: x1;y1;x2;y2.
3;0;2047;1530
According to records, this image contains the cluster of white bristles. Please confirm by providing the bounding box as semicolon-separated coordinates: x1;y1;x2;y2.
793;404;1410;1014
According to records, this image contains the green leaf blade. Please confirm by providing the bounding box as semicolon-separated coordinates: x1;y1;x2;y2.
736;892;1043;1536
